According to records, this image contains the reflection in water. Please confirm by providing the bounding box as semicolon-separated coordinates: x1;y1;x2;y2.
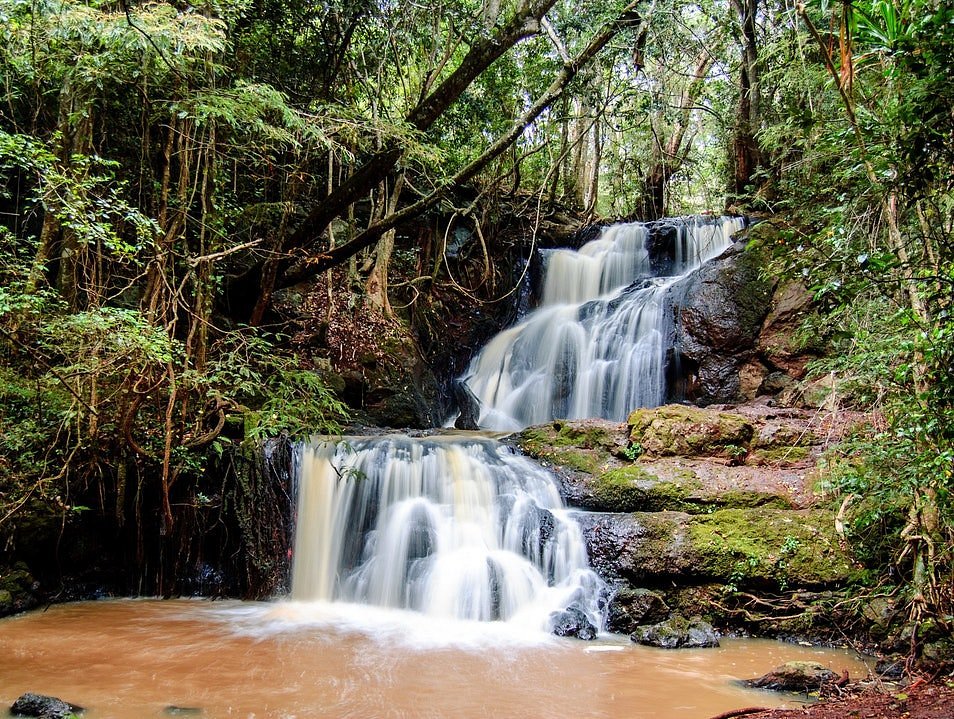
0;599;870;719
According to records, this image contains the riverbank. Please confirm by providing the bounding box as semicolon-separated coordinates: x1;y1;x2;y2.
717;680;954;719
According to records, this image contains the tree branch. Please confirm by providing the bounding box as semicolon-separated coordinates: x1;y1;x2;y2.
281;0;652;281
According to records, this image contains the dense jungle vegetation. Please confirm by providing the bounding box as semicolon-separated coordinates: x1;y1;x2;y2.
0;0;951;649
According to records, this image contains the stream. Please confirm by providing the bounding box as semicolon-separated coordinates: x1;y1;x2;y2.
0;598;870;718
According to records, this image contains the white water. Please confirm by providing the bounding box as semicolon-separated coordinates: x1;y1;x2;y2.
463;216;745;430
291;435;604;634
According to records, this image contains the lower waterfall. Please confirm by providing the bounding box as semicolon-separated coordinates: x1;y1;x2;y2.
462;215;745;430
290;435;604;633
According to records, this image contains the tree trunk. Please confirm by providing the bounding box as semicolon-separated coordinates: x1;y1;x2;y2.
365;173;405;316
731;0;762;196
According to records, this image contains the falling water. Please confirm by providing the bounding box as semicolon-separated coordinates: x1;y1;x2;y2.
463;216;745;430
291;435;604;633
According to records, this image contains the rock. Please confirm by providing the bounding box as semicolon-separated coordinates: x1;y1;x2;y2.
576;508;855;589
0;565;41;617
744;661;839;692
739;359;770;400
549;604;598;640
163;707;203;716
10;693;82;718
452;380;481;430
627;404;754;459
756;281;816;380
759;371;794;396
607;587;670;634
672;240;775;404
875;657;905;679
631;615;719;648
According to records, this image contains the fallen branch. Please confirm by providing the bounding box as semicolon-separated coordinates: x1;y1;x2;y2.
708;708;770;719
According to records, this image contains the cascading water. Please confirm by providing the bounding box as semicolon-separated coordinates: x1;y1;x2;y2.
462;216;745;430
291;435;604;633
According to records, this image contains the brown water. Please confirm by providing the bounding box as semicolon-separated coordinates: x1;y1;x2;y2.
0;599;870;719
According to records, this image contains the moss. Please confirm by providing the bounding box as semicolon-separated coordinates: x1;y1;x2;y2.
517;422;614;474
587;466;693;512
550;420;616;449
627;405;754;458
752;445;811;464
687;508;855;587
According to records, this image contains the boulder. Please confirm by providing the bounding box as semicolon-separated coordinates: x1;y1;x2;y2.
744;661;839;692
672;241;775;404
631;615;719;648
10;693;82;718
606;587;670;634
549;604;598;640
452;380;481;430
0;565;41;617
627;404;754;459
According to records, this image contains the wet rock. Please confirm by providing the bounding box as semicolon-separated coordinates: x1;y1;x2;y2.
673;241;774;404
10;693;83;718
452;380;481;430
576;508;854;589
743;661;839;692
0;564;41;617
606;587;670;634
550;604;598;640
632;615;719;648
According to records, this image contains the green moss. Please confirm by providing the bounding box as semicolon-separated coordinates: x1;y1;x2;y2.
517;422;613;474
687;508;855;588
752;445;811;464
550;420;615;449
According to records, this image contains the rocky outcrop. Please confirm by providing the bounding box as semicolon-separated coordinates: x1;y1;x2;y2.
517;403;835;516
576;508;854;589
672;240;774;405
515;402;868;640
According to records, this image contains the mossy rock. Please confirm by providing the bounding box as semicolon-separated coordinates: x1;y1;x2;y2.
631;614;720;649
750;445;811;465
584;466;694;512
579;508;855;590
607;587;670;633
627;405;754;459
687;508;855;587
517;420;622;474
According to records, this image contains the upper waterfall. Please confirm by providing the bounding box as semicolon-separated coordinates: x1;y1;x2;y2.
461;216;745;430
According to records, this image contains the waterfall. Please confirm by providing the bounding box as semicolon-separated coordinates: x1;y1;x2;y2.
462;216;745;430
291;435;603;632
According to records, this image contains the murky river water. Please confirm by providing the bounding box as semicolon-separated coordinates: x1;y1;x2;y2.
0;599;870;719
